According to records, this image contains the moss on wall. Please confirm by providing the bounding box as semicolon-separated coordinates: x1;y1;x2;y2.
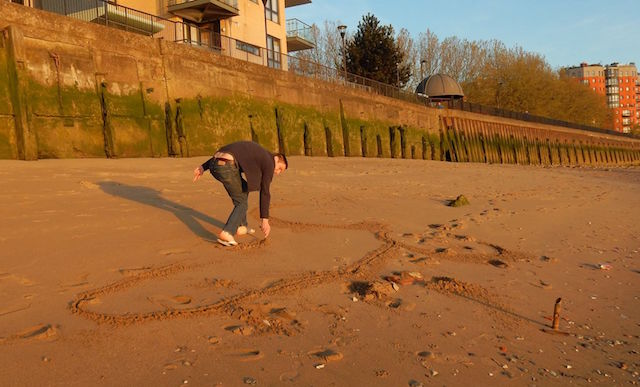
33;116;104;158
0;50;12;116
0;44;16;158
274;103;340;157
0;118;17;159
179;95;278;156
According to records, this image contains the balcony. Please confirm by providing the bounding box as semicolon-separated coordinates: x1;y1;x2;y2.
167;0;239;23
286;18;314;51
285;0;312;7
30;0;166;36
622;110;631;117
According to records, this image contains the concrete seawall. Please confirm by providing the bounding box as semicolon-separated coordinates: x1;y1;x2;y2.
0;2;638;165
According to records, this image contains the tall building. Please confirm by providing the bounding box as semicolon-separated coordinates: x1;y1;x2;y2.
566;62;639;133
11;0;314;70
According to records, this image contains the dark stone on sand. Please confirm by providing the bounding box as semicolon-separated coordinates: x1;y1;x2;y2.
449;195;470;207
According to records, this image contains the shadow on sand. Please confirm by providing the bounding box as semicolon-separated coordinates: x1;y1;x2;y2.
98;181;224;240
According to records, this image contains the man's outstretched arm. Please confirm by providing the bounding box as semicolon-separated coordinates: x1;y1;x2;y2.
194;158;213;182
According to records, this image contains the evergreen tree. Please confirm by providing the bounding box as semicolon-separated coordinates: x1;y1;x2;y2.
345;14;411;87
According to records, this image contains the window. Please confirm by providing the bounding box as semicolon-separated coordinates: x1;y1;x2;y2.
266;35;281;69
236;40;260;56
265;0;279;23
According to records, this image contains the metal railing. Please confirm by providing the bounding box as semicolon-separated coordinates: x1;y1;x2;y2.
31;0;173;37
443;99;629;138
19;0;632;138
286;18;313;42
168;0;239;8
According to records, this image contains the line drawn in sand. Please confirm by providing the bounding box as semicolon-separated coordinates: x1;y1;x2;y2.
68;213;539;335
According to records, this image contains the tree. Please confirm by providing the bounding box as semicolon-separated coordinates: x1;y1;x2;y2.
293;16;613;130
395;28;418;90
345;14;411;87
417;29;441;80
289;21;342;76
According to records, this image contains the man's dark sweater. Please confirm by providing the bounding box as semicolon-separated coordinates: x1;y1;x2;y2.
202;141;275;219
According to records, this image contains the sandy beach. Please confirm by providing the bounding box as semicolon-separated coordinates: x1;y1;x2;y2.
0;156;639;386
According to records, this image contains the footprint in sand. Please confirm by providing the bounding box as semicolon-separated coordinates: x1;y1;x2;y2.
1;324;59;344
228;348;264;361
488;259;509;268
158;248;189;256
0;273;35;286
270;307;297;322
309;348;344;362
0;273;37;318
224;325;255;336
279;370;300;383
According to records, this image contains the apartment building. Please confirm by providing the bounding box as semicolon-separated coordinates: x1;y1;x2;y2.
10;0;314;70
567;62;639;133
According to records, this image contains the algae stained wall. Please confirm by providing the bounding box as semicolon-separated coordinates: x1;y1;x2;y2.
0;28;17;159
0;1;639;165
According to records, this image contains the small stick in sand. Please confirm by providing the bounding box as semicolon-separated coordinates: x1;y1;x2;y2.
551;297;561;330
541;297;569;336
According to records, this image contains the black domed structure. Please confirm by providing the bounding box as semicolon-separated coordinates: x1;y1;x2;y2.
415;74;464;101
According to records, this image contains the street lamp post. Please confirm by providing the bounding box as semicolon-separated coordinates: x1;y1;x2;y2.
337;25;347;82
495;80;503;110
262;0;269;66
420;59;426;80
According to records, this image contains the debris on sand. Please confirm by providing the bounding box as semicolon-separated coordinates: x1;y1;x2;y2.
448;195;470;207
384;271;425;286
598;263;612;270
541;255;558;263
349;280;395;301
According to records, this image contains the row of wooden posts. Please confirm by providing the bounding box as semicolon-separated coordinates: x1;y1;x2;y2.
298;116;640;166
437;117;640;166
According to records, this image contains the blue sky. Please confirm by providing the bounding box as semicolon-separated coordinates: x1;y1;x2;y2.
287;0;640;69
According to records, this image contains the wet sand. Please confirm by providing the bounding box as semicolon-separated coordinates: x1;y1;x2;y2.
0;156;639;386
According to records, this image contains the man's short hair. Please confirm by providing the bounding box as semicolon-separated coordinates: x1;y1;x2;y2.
274;153;288;169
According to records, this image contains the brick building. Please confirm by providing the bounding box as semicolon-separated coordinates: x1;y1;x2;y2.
567;62;640;133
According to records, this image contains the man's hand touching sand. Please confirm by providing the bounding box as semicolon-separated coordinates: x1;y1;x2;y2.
193;166;204;182
261;218;271;238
